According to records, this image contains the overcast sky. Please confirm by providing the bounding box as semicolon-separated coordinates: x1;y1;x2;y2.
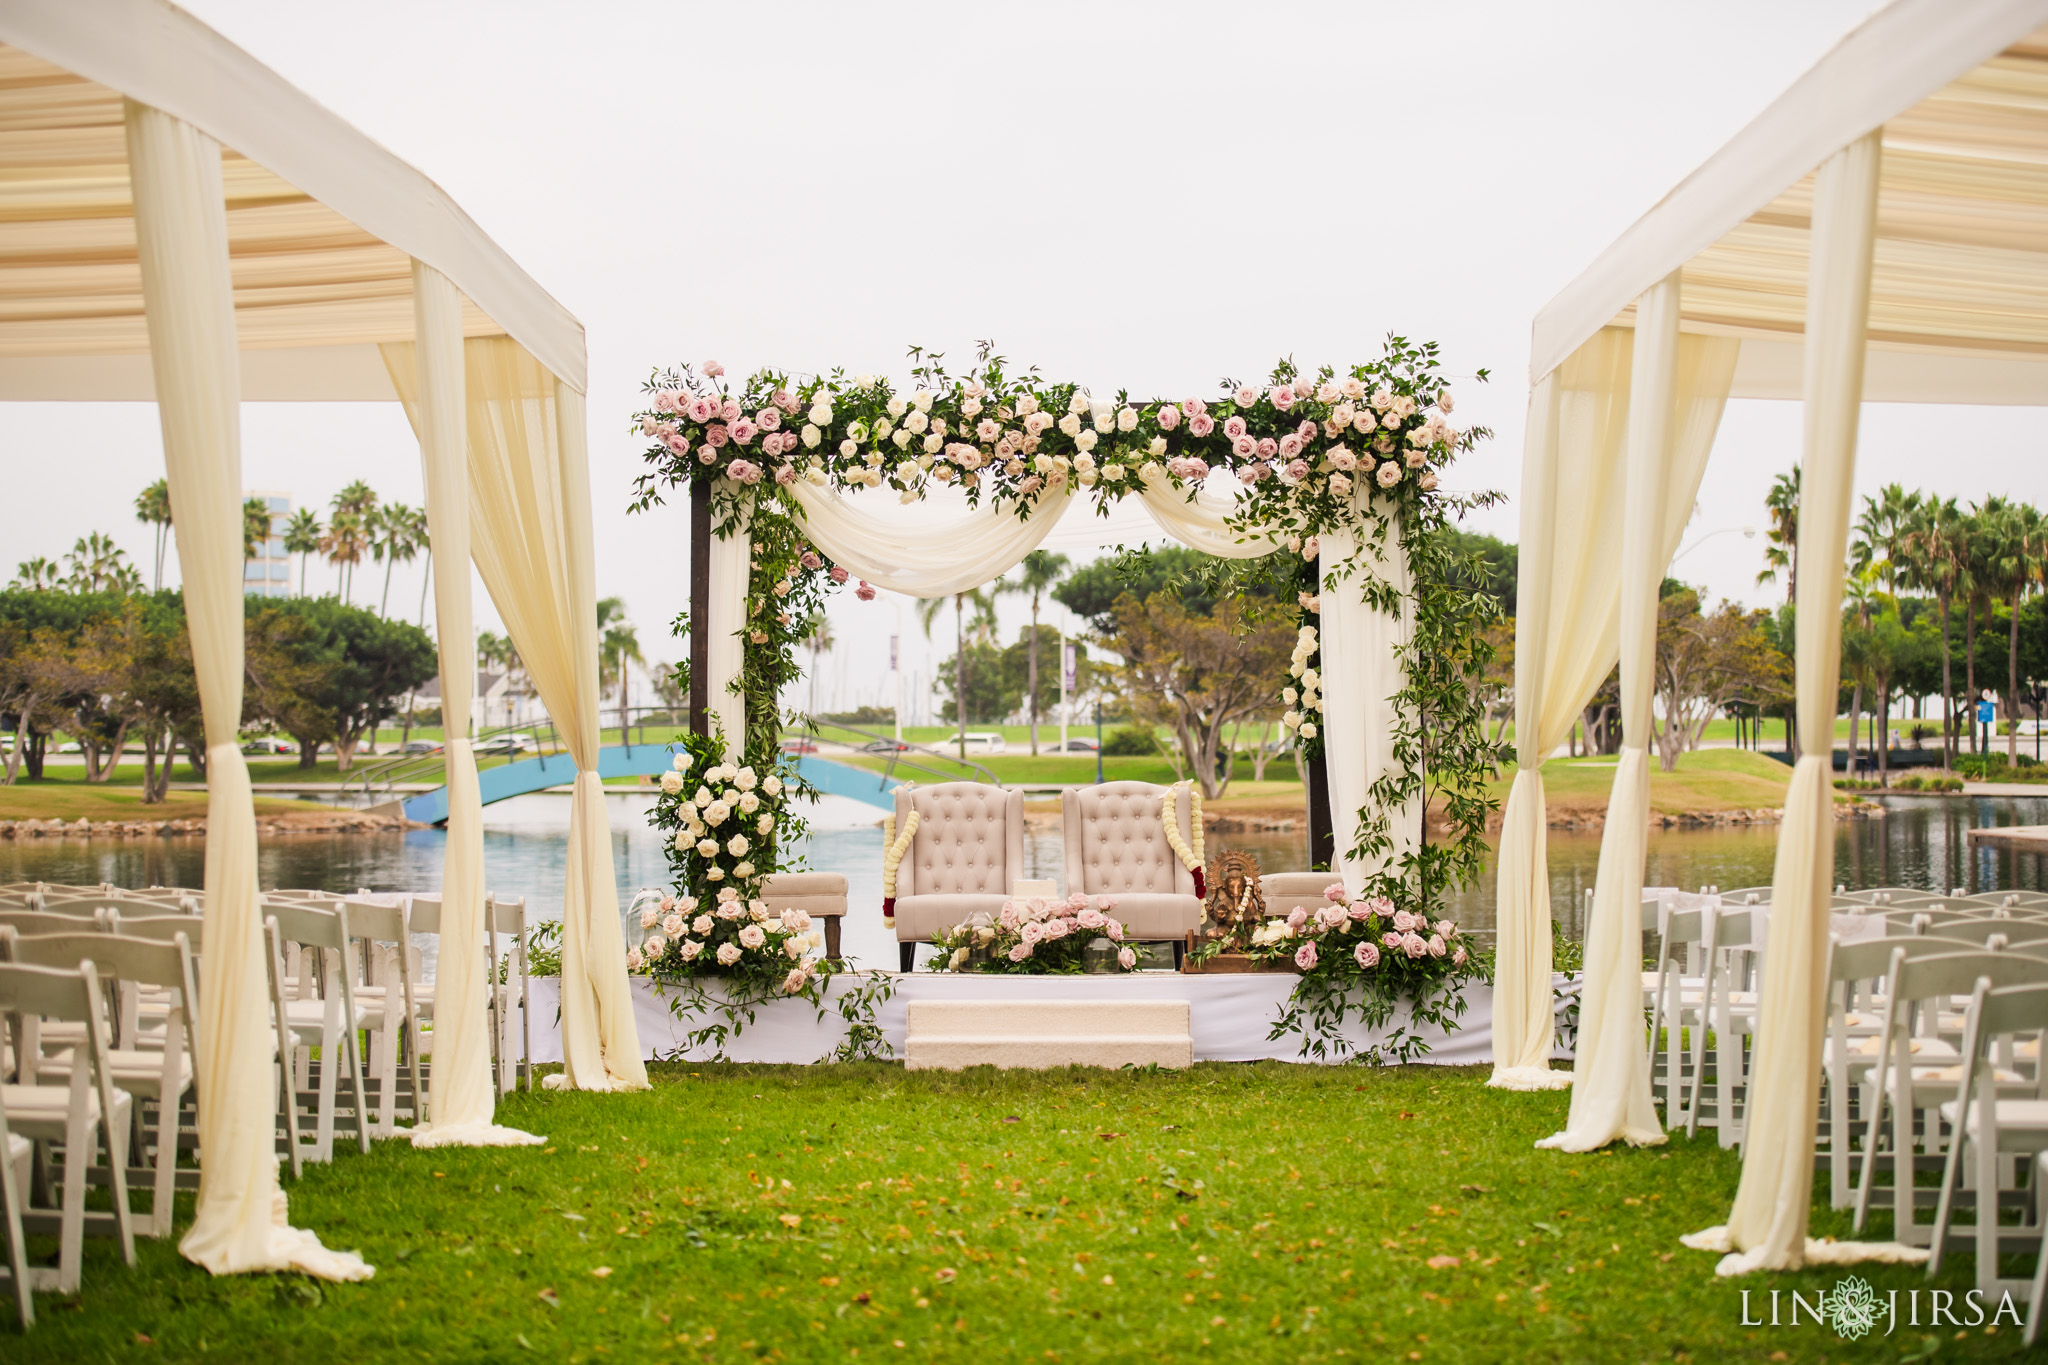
8;1;2045;718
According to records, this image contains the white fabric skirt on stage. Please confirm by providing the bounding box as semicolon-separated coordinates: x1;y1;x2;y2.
525;974;1583;1068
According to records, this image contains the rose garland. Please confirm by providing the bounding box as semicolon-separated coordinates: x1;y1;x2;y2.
1160;782;1207;898
879;807;919;927
929;893;1138;975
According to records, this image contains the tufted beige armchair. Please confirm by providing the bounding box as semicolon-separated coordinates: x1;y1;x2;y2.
891;783;1026;971
1061;782;1203;965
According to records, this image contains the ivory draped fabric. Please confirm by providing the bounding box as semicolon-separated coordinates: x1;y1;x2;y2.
392;266;543;1149
785;480;1076;599
387;337;644;1092
1490;326;1739;1093
706;491;751;758
1540;275;1727;1149
126;100;370;1282
1686;133;1914;1275
1319;497;1416;896
1135;468;1284;560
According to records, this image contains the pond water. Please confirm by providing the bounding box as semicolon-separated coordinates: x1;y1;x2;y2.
9;791;2048;971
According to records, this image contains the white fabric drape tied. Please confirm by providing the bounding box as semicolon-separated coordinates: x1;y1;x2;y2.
1135;467;1282;560
1690;130;1908;1274
127;98;369;1281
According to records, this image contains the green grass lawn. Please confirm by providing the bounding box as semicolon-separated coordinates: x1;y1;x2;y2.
1489;749;1812;818
0;784;333;822
8;1063;2022;1363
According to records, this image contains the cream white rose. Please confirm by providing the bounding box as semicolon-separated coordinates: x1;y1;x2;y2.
660;770;683;795
696;837;719;857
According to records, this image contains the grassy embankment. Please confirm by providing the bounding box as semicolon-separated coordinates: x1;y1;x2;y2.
6;1062;2019;1363
1487;748;1808;821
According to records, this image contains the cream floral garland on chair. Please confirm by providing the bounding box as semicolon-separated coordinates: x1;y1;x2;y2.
880;808;920;926
1161;781;1206;895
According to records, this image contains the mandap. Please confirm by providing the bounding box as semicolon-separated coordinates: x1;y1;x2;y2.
0;0;646;1280
1494;0;2048;1275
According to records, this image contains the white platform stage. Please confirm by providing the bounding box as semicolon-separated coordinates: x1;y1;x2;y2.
525;973;1582;1068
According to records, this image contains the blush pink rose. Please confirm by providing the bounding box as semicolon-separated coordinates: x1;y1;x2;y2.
1043;918;1070;940
729;418;758;446
1278;434;1303;459
664;433;690;456
1376;460;1403;488
1188;414;1215;437
1008;942;1032;962
757;407;781;431
1182;458;1210;479
1452;946;1468;966
1019;920;1045;945
1255;438;1278;459
1234;386;1259;406
977;418;1000;442
1077;907;1107;929
800;551;823;570
1355;941;1380;969
1271;385;1295;409
702;360;725;377
1117;946;1137;970
1018;475;1043;496
654;389;681;414
1105;919;1124;940
1181;398;1207;417
1294;942;1317;971
772;388;797;413
727;460;761;484
1382;932;1402;951
720;399;742;422
1402;932;1427;958
1232;435;1257;458
855;581;877;601
828;565;849;583
687;396;718;423
1286;459;1310;482
704;423;730;448
1286;906;1309;929
1222;415;1247;440
1427;935;1446;958
1157;405;1181;430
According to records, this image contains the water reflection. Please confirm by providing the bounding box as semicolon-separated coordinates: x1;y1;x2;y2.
9;792;2048;966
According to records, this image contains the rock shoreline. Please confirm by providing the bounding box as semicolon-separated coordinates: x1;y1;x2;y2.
1;810;423;839
1531;798;1886;833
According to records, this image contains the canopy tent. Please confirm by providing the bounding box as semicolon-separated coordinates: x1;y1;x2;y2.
1497;0;2048;1273
0;0;642;1278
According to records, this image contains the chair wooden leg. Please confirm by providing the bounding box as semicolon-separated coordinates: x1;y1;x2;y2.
899;942;916;973
824;917;843;964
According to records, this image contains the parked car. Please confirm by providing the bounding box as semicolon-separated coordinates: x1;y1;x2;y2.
54;740;83;754
477;733;540;756
780;738;819;755
241;737;295;755
1053;737;1100;752
860;738;910;753
400;740;443;756
954;732;1008;755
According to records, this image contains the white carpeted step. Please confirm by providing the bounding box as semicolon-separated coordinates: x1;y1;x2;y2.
904;998;1193;1071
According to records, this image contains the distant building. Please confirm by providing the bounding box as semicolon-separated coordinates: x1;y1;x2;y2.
245;490;293;598
408;670;512;737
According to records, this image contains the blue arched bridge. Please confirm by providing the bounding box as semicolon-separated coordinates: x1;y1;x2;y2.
353;717;996;825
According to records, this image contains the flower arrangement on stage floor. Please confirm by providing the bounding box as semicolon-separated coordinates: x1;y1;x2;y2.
1224;881;1492;1064
929;894;1140;975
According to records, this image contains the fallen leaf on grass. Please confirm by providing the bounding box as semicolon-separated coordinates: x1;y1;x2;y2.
134;1334;154;1346
780;1214;803;1229
1397;1111;1417;1120
591;1267;612;1279
1426;1255;1461;1270
1459;1184;1493;1196
935;1268;957;1283
537;1288;560;1308
1532;1222;1564;1237
1001;1116;1021;1124
1097;1132;1125;1142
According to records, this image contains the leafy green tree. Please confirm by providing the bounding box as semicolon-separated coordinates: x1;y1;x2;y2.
1053;545;1219;634
372;503;428;617
324;481;378;602
263;596;436;770
597;597;643;733
1757;465;1800;604
243;497;273;561
1899;496;1966;766
62;532;140;595
8;557;61;592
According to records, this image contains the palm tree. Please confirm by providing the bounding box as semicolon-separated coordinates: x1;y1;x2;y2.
596;597;643;740
325;481;378;602
1979;498;2043;766
918;585;996;760
242;497;275;563
282;508;322;596
62;532;135;594
321;509;370;603
997;550;1070;754
134;478;172;590
9;556;62;591
1900;497;1965;768
803;608;836;717
1757;466;1801;605
373;503;428;616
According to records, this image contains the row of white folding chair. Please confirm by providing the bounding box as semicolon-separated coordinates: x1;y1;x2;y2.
1928;980;2048;1310
0;959;135;1315
1854;946;2048;1246
0;928;197;1239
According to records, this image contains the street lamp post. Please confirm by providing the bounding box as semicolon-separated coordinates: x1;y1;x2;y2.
1094;698;1103;785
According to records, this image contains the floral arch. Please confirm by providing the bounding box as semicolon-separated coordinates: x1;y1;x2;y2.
627;340;1505;1026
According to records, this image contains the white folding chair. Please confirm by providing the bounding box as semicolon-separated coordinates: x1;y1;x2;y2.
0;961;134;1294
0;1082;30;1329
1648;905;1708;1127
486;895;532;1095
2;931;197;1238
263;902;371;1168
338;897;423;1137
1930;981;2048;1302
1687;906;1757;1147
